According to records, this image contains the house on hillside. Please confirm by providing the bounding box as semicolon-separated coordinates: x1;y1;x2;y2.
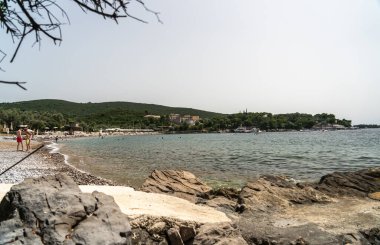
181;115;195;126
169;114;201;125
169;114;181;124
191;115;200;122
144;115;161;120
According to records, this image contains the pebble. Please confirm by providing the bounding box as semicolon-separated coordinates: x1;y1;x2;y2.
0;143;114;185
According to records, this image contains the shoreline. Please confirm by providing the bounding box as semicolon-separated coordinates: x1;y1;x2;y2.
0;131;163;186
0;140;116;186
1;137;379;244
44;141;88;175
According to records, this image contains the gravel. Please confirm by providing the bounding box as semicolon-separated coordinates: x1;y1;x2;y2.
0;140;115;185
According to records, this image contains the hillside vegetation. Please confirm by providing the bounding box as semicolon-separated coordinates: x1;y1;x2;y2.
0;100;220;119
0;99;221;131
0;100;352;132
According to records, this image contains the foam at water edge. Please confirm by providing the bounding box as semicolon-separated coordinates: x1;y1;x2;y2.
46;142;60;154
44;141;87;174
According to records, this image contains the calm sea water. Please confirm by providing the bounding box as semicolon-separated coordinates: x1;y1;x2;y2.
59;129;380;188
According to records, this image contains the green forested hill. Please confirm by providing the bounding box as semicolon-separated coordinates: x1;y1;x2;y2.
0;99;221;119
0;100;352;132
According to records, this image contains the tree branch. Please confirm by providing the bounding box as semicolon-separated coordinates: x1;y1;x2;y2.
0;80;27;90
0;0;161;63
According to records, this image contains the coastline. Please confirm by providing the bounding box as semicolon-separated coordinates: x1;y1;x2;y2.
0;139;115;185
1;136;379;244
0;131;165;187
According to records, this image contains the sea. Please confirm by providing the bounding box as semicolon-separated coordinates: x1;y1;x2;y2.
58;129;380;188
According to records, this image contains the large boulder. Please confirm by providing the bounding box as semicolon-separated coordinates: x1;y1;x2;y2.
237;175;331;213
140;170;212;203
0;174;131;245
315;168;380;197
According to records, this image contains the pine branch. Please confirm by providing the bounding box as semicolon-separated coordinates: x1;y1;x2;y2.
0;80;27;90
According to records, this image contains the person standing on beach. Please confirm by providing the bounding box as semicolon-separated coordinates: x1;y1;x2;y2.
16;128;23;151
24;127;32;152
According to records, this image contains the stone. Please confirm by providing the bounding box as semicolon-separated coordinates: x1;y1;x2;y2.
179;226;196;242
148;221;167;235
315;168;380;197
208;187;240;200
205;196;237;211
0;174;131;245
140;170;212;203
361;227;380;244
368;192;380;201
238;175;331;213
193;222;248;245
129;215;198;245
167;227;184;245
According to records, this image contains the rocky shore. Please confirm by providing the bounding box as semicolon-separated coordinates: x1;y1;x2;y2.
139;169;380;244
0;141;379;244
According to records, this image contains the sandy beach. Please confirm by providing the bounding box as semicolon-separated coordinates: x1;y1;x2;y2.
0;138;114;185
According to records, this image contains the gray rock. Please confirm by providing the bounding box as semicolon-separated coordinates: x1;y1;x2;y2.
361;227;380;245
205;196;237;211
193;222;248;245
238;175;331;213
0;174;131;245
239;217;340;245
315;168;380;197
167;228;184;245
179;226;196;242
0;216;43;244
140;170;212;203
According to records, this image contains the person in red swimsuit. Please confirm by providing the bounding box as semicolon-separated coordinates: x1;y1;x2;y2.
16;128;23;151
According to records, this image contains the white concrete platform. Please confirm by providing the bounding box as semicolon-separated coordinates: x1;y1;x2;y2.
0;184;230;224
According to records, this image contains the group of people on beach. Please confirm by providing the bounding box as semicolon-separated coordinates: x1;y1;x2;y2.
16;127;34;152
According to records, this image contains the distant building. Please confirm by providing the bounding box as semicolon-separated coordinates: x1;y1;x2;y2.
66;123;82;135
332;124;346;130
181;115;194;125
191;115;200;122
169;114;200;125
312;123;346;130
2;123;9;134
144;115;161;120
169;114;181;124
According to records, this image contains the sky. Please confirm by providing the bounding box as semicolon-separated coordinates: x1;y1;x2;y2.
1;0;380;124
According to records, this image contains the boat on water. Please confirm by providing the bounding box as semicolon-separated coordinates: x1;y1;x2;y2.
234;126;256;133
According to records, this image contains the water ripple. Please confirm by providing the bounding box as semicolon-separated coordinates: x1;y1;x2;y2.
60;129;380;188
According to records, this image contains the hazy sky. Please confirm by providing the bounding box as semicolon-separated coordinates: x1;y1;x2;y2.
1;0;380;124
